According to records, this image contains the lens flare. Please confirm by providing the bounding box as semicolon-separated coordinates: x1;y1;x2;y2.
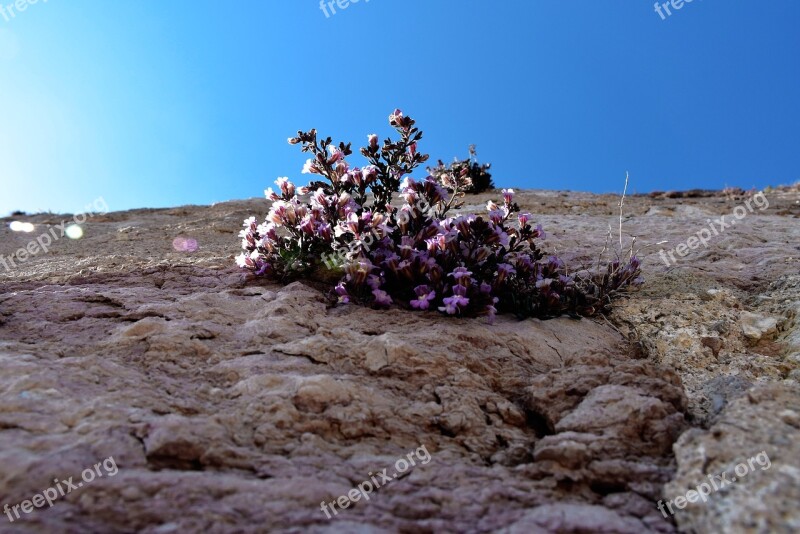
172;237;198;252
65;225;84;239
9;221;35;233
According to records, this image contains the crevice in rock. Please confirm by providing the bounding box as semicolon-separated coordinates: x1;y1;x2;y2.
524;408;553;438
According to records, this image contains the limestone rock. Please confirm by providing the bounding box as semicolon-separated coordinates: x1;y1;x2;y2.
665;383;800;533
2;188;799;531
740;311;779;341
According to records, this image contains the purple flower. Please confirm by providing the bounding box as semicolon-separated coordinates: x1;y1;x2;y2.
317;222;332;241
452;284;468;297
372;289;393;307
367;275;382;290
547;256;564;271
449;267;473;280
335;282;350;304
410;285;436;310
485;304;497;323
495;263;516;283
237;109;642;321
439;294;469;315
488;209;505;224
492;227;510;248
535;278;554;289
425;234;446;251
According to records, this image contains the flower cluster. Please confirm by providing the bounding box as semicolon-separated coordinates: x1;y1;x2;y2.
237;110;642;320
428;145;494;194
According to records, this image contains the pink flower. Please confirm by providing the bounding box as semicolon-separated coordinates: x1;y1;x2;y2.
327;145;344;164
312;188;329;208
518;212;532;227
235;250;260;270
235;253;251;269
242;216;257;232
389;109;404;126
256;222;277;242
299;215;314;235
502;188;514;205
368;134;379;149
265;188;280;202
267;201;296;225
317;222;332;241
302;159;320;175
276;177;295;197
363;165;378;185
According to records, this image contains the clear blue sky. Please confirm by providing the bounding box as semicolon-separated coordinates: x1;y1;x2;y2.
1;0;798;215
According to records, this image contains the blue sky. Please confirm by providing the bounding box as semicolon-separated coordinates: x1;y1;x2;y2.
1;0;798;215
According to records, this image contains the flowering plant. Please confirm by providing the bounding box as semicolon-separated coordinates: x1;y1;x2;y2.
428;144;494;194
237;110;642;320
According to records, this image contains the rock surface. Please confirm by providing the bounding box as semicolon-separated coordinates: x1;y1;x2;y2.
665;383;800;533
0;187;798;532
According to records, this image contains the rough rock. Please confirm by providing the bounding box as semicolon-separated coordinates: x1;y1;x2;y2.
1;187;799;532
665;383;800;533
740;311;779;341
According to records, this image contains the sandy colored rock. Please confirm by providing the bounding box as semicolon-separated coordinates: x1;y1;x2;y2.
665;383;800;533
1;187;798;532
740;311;779;341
